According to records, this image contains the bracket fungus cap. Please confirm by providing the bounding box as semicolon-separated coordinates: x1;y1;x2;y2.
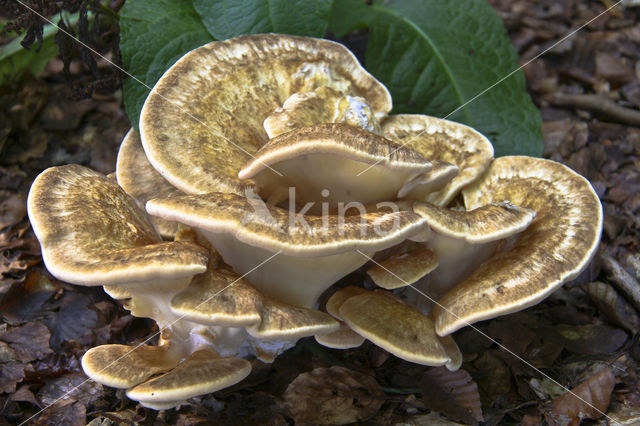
382;115;494;206
433;156;603;335
147;192;427;258
412;201;537;244
263;86;383;138
147;192;428;307
116;129;181;238
239;123;433;178
169;265;339;339
81;344;180;389
139;34;392;196
27;165;208;286
367;246;439;290
330;288;462;370
126;350;251;409
367;202;536;293
238;123;458;209
314;322;366;349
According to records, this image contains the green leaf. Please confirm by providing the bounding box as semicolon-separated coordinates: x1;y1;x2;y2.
192;0;333;40
329;0;542;157
120;0;213;129
120;0;335;128
0;13;78;86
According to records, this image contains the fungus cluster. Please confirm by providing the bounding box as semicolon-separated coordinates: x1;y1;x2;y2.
27;34;603;409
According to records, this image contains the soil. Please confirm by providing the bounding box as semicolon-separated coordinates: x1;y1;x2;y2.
1;0;639;425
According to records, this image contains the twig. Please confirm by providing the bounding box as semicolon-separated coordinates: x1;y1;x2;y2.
551;93;640;126
600;251;640;313
380;386;421;395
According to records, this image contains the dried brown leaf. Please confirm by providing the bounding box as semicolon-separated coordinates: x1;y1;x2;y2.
601;251;640;313
488;314;537;355
586;281;640;332
0;191;26;229
174;415;212;426
488;314;562;369
0;251;29;278
405;411;468;425
551;324;627;355
45;292;98;350
622;253;640;281
542;119;588;158
85;418;115;426
10;384;39;406
546;367;615;425
470;351;512;400
0;362;26;393
280;366;384;425
0;228;42;290
0;340;16;362
0;321;52;362
31;398;85;426
529;377;565;400
606;405;640;425
39;98;94;131
520;413;543;426
87;409;142;426
37;373;103;409
0;274;55;324
420;367;483;424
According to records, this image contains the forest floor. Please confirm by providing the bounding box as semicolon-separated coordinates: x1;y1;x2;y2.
1;0;640;424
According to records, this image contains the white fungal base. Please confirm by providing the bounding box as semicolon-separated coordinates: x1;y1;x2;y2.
119;278;298;362
200;231;372;308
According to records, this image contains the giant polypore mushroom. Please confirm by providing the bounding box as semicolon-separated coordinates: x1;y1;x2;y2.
27;33;603;410
27;164;341;408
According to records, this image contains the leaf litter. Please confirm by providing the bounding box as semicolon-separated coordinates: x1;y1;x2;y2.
280;366;385;424
420;367;484;424
546;366;616;425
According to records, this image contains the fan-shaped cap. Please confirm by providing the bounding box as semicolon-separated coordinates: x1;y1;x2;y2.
413;201;536;244
325;285;367;321
238;123;440;208
81;344;180;389
27;165;208;286
147;192;427;257
126;350;251;408
247;299;339;339
396;160;459;200
263;86;382;138
103;285;132;300
139;34;391;196
170;267;263;327
170;264;338;339
239;123;432;179
338;290;459;368
382;115;493;206
367;246;438;289
394;202;535;302
325;286;368;320
434;156;603;335
116;129;180;238
314;322;365;349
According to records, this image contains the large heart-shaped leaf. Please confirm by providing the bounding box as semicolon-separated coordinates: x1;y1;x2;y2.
330;0;543;156
192;0;333;40
120;0;213;129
